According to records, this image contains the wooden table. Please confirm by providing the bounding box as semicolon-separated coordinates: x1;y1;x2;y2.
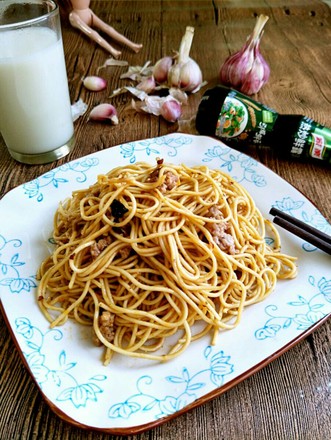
1;1;330;438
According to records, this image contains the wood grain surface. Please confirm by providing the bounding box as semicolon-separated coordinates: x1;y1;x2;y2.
0;1;330;439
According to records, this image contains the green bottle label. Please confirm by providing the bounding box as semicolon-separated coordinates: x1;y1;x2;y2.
215;90;278;145
291;116;331;162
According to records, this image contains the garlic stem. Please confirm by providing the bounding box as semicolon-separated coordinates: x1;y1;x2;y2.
250;14;269;43
178;26;195;63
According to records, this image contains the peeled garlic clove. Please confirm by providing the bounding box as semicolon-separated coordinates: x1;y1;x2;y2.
160;98;182;122
219;14;270;95
89;103;118;124
83;76;107;91
153;56;173;84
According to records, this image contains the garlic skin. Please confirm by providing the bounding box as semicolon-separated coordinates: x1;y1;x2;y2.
83;76;107;92
120;61;153;81
71;98;88;121
168;87;188;105
136;76;156;94
88;103;118;124
167;27;203;92
153;56;173;84
220;14;270;95
131;95;182;123
97;57;129;74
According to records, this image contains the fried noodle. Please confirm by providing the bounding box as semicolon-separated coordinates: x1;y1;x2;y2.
37;160;297;364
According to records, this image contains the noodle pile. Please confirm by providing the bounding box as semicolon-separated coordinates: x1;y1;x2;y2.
37;160;297;363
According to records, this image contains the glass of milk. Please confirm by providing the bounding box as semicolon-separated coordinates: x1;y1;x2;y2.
0;0;75;164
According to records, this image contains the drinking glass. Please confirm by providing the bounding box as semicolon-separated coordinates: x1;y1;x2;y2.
0;0;75;164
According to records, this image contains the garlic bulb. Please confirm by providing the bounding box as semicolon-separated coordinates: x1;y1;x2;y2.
167;26;203;92
88;103;118;124
220;14;270;95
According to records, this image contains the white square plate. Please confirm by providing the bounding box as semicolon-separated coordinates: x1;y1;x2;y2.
1;134;330;434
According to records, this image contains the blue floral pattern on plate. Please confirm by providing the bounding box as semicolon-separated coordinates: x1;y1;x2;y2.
108;345;233;420
23;158;100;202
202;143;267;186
15;313;234;417
255;276;331;340
21;135;268;205
1;134;330;432
0;235;36;294
15;317;107;409
120;135;193;163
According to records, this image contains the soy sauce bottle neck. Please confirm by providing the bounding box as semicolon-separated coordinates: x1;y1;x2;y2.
272;115;331;162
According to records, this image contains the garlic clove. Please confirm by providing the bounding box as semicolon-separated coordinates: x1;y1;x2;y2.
240;45;270;95
220;51;242;85
153;56;174;84
169;58;202;92
256;44;270;83
83;76;107;91
160;98;182;122
167;63;181;89
221;45;255;88
219;14;270;95
88;103;119;124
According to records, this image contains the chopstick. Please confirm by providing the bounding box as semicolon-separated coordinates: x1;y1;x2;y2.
269;207;331;255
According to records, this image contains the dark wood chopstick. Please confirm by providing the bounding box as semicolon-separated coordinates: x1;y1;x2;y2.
269;207;331;255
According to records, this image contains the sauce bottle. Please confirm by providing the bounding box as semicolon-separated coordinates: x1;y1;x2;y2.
195;85;331;164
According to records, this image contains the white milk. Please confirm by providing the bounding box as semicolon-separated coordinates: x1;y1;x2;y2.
0;27;74;155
